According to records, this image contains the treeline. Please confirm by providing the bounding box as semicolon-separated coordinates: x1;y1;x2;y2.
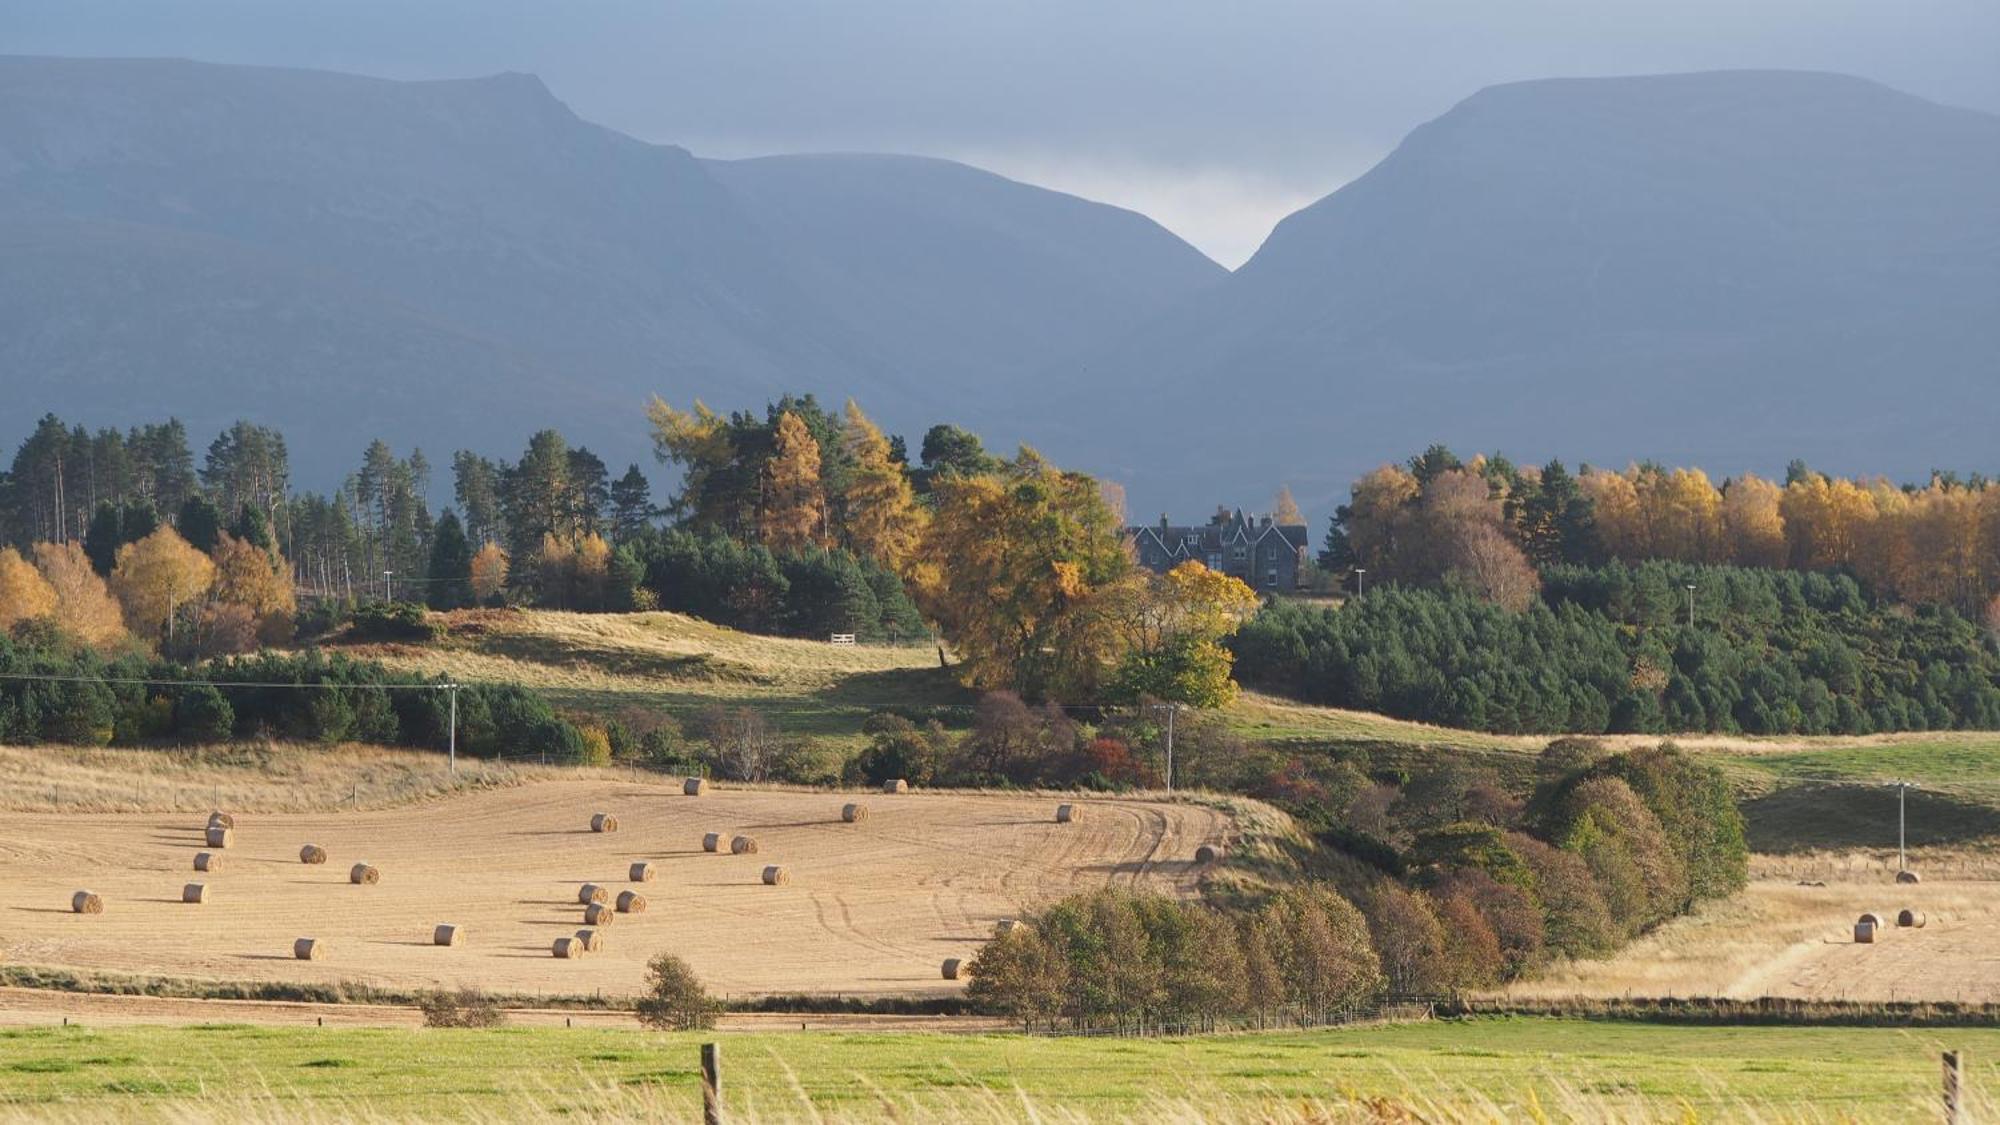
1324;445;2000;616
1232;564;2000;734
4;398;1262;707
969;742;1745;1027
0;631;582;758
624;529;924;642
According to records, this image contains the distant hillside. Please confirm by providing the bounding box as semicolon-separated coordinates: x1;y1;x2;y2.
0;56;1222;486
1055;70;2000;516
6;61;1995;520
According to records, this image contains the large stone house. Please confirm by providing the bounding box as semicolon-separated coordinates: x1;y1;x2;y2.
1128;507;1310;591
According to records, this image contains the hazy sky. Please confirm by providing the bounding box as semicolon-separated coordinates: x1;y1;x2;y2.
11;1;2000;266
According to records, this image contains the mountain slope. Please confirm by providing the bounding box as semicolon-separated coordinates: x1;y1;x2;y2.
0;56;1221;485
705;153;1226;407
1063;70;2000;517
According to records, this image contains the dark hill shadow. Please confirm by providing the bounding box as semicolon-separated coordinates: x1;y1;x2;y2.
1742;783;2000;853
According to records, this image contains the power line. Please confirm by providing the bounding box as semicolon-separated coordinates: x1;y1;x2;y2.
0;670;455;692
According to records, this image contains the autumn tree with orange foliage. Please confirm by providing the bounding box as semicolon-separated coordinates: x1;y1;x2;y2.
916;449;1139;701
31;541;127;649
469;542;510;603
0;547;57;631
839;400;924;572
209;532;297;645
536;532;612;611
758;412;827;552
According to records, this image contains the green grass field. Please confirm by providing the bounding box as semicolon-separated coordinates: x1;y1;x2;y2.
3;1018;1995;1120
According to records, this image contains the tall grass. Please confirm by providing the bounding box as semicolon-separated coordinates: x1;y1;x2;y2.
0;1070;1989;1124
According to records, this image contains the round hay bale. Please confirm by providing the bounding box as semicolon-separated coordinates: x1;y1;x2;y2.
578;883;610;905
207;811;235;830
1195;844;1220;864
1055;803;1079;824
591;812;618;833
299;843;327;865
552;936;582;959
433;924;462;947
941;958;964;980
69;890;103;914
1854;921;1877;944
628;861;656;883
293;937;323;961
842;803;869;823
181;882;208;904
1898;908;1927;928
205;826;234;849
616;890;647;914
574;928;604;953
194;851;223;873
1857;912;1884;927
683;777;708;796
1897;870;1922;884
584;902;616;926
761;864;790;886
702;832;723;853
730;835;759;855
349;863;380;885
883;778;908;794
994;919;1020;936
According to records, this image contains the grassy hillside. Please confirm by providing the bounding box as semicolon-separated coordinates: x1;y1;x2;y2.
353;609;971;748
343;607;2000;853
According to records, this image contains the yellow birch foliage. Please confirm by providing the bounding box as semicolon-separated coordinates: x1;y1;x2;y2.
1719;475;1786;568
1580;469;1644;559
839;400;925;571
0;547;57;631
110;527;215;644
1272;486;1305;526
469;542;510;601
536;533;611;610
758;411;826;552
31;542;127;649
1780;475;1877;571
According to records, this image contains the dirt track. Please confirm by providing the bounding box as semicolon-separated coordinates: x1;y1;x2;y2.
0;780;1226;1005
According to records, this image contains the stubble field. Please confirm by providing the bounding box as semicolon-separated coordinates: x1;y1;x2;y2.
0;779;1226;1004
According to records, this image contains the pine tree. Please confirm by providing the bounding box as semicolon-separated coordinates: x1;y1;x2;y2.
426;510;475;610
176;495;224;553
608;465;653;542
451;451;508;546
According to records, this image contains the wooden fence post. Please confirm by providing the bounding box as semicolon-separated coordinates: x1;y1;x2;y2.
1944;1049;1964;1125
702;1042;724;1125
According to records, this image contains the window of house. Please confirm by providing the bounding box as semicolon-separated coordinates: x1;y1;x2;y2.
1232;545;1247;562
1206;552;1222;569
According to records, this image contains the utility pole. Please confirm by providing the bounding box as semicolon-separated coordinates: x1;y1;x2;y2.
1149;702;1181;791
1892;780;1916;873
446;683;459;777
1685;583;1697;628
